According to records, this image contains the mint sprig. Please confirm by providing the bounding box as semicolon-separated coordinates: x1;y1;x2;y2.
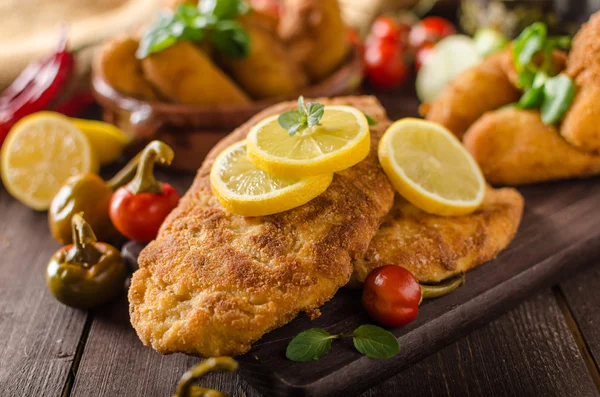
512;22;574;125
286;325;399;362
278;96;325;136
137;1;250;59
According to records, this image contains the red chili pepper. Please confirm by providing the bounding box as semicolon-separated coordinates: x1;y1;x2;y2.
109;141;180;243
0;26;74;145
53;91;96;117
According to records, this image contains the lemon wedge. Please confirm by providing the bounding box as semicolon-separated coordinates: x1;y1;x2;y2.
71;118;130;165
378;118;485;216
246;106;370;178
211;141;333;216
1;112;98;210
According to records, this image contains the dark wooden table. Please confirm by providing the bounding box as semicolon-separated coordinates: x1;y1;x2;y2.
2;92;600;397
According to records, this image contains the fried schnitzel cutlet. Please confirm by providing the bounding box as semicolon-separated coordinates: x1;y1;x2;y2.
129;96;394;357
354;187;524;284
424;51;521;139
562;12;600;153
463;108;600;185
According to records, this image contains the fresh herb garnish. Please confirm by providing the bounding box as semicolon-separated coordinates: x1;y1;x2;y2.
278;96;325;136
137;1;250;59
285;329;336;362
364;113;377;126
286;325;399;362
512;22;574;125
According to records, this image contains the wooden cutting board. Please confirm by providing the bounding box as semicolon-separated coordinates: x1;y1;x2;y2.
123;177;600;397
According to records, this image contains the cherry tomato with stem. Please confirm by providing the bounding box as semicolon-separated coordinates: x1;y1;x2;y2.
109;141;180;243
362;265;465;327
409;16;456;50
364;39;409;90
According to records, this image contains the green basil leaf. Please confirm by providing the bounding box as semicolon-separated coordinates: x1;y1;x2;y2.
137;12;178;58
286;329;334;362
518;34;545;67
353;325;399;359
517;69;536;90
200;0;249;20
306;102;325;128
211;20;250;58
364;113;377;125
278;109;307;136
541;74;575;125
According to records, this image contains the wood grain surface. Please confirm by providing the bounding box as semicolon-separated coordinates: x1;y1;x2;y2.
0;189;88;396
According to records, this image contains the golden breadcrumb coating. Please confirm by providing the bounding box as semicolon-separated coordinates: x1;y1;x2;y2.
129;96;394;357
464;108;600;185
425;51;521;139
354;187;523;284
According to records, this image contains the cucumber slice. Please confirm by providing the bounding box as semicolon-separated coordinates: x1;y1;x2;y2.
416;35;482;103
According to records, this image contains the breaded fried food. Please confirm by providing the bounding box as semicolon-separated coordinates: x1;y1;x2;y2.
499;46;568;89
99;36;158;100
463;108;600;185
219;22;308;99
141;41;250;105
561;83;600;153
566;12;600;81
425;51;521;139
354;187;524;284
279;0;350;81
129;96;395;357
560;13;600;153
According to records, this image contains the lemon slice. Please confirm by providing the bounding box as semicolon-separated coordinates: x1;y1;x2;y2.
246;106;370;178
1;112;98;210
378;118;485;216
211;141;333;216
71;118;130;165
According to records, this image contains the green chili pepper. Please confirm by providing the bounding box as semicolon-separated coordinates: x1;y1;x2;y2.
46;213;127;309
541;74;575;125
48;154;140;244
420;275;466;302
174;357;239;397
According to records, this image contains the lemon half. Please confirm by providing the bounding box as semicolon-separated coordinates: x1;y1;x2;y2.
1;112;98;210
246;106;370;178
71;118;130;165
378;118;485;216
211;141;333;217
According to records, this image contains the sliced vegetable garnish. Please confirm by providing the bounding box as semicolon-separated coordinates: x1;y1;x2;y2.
541;74;575;125
512;22;575;125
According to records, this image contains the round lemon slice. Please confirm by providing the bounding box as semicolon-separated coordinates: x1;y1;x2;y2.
71;118;130;165
210;141;333;216
378;118;485;216
1;112;98;210
246;106;370;178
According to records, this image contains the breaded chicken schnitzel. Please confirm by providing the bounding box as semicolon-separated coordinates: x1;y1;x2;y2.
562;12;600;153
129;96;394;357
424;51;521;139
354;187;523;284
463;108;600;185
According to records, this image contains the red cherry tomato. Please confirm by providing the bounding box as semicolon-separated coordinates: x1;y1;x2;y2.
409;16;456;50
362;265;422;327
415;41;435;71
369;15;403;44
364;40;409;90
109;184;179;243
